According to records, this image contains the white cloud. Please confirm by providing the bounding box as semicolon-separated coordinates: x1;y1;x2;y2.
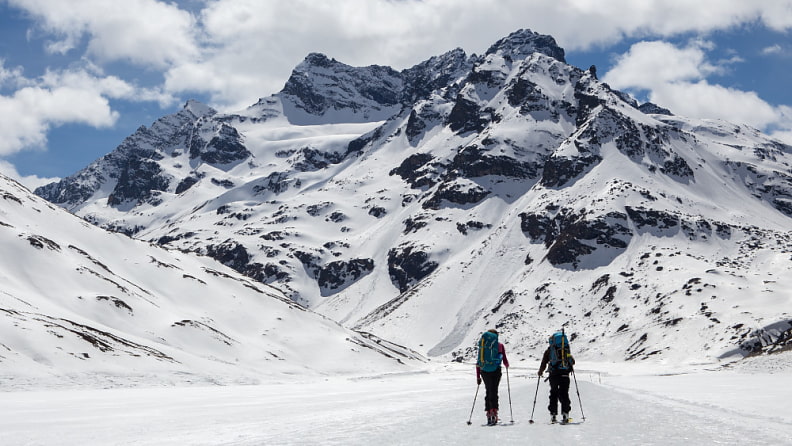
3;0;792;164
602;41;718;88
0;159;60;191
761;44;783;55
38;68;177;107
0;83;118;156
166;0;471;109
0;57;177;156
7;0;792;111
163;0;792;110
8;0;199;68
650;81;781;128
603;40;792;132
0;64;178;157
0;60;25;88
769;105;792;145
770;129;792;145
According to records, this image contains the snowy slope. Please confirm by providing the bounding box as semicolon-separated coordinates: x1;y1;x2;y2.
35;29;792;368
0;173;421;387
1;358;791;445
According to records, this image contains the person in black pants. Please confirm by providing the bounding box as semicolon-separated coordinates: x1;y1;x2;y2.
475;330;510;425
538;343;574;423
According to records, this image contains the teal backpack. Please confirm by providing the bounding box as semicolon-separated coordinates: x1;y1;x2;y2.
477;331;502;372
548;331;572;371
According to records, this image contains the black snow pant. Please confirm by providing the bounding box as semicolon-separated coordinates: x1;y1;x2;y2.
548;373;571;415
481;368;502;412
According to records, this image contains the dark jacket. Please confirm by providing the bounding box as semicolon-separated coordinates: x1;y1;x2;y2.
538;347;574;376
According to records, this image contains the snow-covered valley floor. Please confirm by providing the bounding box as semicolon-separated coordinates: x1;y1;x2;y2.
2;359;791;445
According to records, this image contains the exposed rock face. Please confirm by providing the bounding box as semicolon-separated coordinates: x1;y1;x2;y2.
447;96;490;134
738;320;792;355
175;175;201;194
282;53;404;122
422;180;489;210
317;258;375;296
484;29;566;63
34;100;251;210
205;242;289;285
107;158;170;207
387;245;439;293
189;123;251;165
390;153;439;189
34;29;792;366
401;48;472;103
638;102;673;115
540;154;603;188
520;209;631;268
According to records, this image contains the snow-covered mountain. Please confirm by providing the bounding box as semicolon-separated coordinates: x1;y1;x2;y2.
36;29;792;367
1;173;420;387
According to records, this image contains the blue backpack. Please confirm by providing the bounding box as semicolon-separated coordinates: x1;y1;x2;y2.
548;332;572;371
477;331;502;372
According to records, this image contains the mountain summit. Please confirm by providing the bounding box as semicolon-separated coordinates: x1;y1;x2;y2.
484;28;566;62
36;29;792;365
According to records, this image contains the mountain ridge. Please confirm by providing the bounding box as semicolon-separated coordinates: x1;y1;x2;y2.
34;28;792;366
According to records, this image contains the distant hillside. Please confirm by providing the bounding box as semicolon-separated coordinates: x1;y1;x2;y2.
1;173;421;388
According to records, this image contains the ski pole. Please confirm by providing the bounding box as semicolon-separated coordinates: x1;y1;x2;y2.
466;383;480;425
528;373;540;424
506;367;514;423
572;369;586;421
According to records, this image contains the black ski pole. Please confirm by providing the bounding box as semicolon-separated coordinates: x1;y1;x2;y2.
506;367;514;423
528;373;540;424
466;383;480;425
572;369;586;421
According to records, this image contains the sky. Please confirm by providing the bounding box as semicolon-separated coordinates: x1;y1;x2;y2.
0;0;791;189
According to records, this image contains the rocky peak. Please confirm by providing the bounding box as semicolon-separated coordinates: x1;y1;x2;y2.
484;28;566;63
183;99;217;118
638;102;673;115
299;52;336;69
401;48;473;103
280;52;404;122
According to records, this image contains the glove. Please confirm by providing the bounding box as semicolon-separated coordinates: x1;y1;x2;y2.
477;377;482;385
537;370;543;377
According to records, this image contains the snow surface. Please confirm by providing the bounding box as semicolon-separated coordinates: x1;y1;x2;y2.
0;172;421;385
1;359;791;445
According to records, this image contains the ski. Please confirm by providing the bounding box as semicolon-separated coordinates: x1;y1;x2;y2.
549;418;570;425
482;421;516;427
550;419;583;425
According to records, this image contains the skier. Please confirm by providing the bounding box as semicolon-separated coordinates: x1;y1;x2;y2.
476;329;510;425
538;331;575;424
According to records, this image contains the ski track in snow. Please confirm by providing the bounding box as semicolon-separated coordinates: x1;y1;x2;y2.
1;364;790;445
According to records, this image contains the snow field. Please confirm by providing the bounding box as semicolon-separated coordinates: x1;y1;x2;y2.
1;361;790;445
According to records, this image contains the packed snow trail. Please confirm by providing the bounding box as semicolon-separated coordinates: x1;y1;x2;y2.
0;365;790;445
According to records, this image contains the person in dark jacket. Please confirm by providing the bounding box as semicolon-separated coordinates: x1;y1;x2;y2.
476;329;510;425
538;336;575;423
